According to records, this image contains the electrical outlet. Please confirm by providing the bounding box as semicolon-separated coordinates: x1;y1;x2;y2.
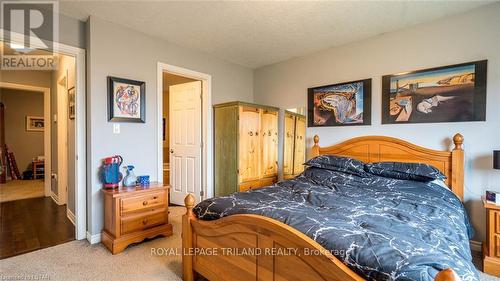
113;124;120;134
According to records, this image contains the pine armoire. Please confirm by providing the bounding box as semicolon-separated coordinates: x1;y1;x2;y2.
283;110;306;180
214;102;279;197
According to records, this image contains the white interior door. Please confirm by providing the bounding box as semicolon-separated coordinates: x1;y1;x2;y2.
169;81;202;205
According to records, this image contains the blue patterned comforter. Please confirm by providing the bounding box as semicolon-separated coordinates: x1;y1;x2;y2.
194;167;479;281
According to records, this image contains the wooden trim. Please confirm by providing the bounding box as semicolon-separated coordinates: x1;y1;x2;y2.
183;193;461;281
182;134;465;281
311;133;464;201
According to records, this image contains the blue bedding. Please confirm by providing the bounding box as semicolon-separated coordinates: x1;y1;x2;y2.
194;166;479;281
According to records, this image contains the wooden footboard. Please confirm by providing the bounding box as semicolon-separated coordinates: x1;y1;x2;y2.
182;194;461;281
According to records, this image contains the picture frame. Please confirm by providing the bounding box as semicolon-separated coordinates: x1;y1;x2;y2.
68;87;76;120
308;79;372;127
108;76;146;123
382;60;487;124
26;116;44;132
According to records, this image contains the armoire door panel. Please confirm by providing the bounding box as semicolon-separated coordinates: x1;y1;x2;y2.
215;102;279;197
283;114;296;177
239;106;261;183
293;116;306;175
260;110;278;178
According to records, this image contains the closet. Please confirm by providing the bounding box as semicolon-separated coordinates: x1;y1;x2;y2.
214;102;278;196
283;111;306;179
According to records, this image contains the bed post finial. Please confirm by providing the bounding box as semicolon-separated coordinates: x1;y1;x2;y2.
183;194;196;281
312;135;320;158
453;133;463;150
451;134;464;201
434;268;461;281
185;193;195;216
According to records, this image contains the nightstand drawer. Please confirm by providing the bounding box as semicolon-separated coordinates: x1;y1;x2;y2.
121;210;166;235
121;191;166;214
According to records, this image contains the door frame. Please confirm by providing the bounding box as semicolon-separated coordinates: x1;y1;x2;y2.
0;82;51;196
56;74;68;205
156;62;213;202
1;30;87;240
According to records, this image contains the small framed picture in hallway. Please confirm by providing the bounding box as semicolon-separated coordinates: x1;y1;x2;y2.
108;76;146;123
26;116;45;132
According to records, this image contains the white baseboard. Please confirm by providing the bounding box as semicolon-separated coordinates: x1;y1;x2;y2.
50;191;60;205
470;240;482;252
66;208;76;226
86;231;102;244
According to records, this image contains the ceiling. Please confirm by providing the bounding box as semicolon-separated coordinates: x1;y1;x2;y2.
59;1;492;69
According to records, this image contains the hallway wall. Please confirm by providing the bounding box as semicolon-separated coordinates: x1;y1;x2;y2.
0;89;44;172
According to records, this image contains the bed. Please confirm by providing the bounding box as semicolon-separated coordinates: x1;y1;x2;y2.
182;133;474;281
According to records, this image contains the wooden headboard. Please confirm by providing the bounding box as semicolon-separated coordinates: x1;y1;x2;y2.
311;134;464;201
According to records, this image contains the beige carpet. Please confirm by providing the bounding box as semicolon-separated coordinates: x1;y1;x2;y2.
0;205;498;281
0;180;45;203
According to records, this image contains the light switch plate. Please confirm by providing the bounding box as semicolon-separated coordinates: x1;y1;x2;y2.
113;124;120;134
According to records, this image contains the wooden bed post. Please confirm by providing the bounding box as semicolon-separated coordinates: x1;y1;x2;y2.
182;194;196;281
451;133;464;201
435;268;462;281
312;135;320;158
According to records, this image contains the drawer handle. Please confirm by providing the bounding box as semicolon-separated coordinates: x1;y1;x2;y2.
153;196;158;200
142;219;148;225
143;201;148;206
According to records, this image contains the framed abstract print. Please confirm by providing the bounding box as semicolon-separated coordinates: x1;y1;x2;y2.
108;76;146;123
382;60;487;124
308;79;371;127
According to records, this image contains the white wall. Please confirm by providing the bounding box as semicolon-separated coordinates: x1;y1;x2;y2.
86;16;254;235
254;3;500;242
50;55;76;210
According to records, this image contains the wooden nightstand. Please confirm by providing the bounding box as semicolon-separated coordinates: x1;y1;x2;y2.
483;198;500;277
101;183;173;254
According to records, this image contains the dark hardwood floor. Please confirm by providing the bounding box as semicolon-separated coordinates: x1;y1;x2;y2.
0;197;75;259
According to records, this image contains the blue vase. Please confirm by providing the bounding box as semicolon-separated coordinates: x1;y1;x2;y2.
123;165;137;187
